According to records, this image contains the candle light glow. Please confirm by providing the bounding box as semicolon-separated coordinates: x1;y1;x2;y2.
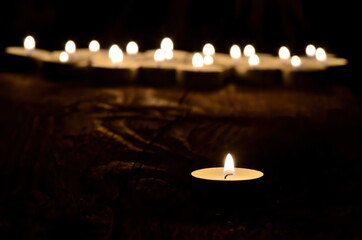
203;55;214;65
279;46;291;61
154;49;165;64
59;51;69;63
306;44;316;58
192;52;204;71
316;47;327;62
160;37;173;52
126;41;139;56
230;44;241;61
248;54;260;67
109;44;123;65
89;40;100;53
65;40;76;55
291;55;302;69
24;35;35;55
202;43;215;56
243;44;255;57
223;153;235;178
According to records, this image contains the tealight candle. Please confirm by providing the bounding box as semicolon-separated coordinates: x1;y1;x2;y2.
306;44;316;58
203;55;214;65
108;44;124;67
5;35;50;71
59;51;69;63
154;48;166;66
90;44;138;85
315;47;327;64
24;35;36;56
192;52;204;71
191;153;264;181
230;44;241;64
202;43;215;56
177;52;224;88
290;55;302;69
160;37;174;52
278;46;290;64
248;54;260;69
242;53;282;86
65;40;76;57
137;47;176;85
126;41;139;57
243;44;255;58
89;40;100;54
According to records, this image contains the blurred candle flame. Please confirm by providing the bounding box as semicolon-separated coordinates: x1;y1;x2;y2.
24;35;35;54
243;44;255;57
306;44;316;57
192;52;204;70
59;51;69;63
202;43;215;56
279;46;290;60
126;41;139;55
65;40;76;55
316;47;327;62
89;40;100;53
230;44;241;60
109;44;123;65
291;55;302;68
161;37;173;52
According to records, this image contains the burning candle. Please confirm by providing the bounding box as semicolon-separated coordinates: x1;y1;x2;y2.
306;44;316;58
191;153;264;181
202;43;215;56
65;40;76;57
154;48;166;66
126;41;139;57
290;55;302;69
230;44;241;64
24;35;36;56
59;51;69;63
89;40;100;54
278;46;290;64
108;44;123;67
192;52;204;71
316;47;327;64
248;54;260;69
243;44;255;58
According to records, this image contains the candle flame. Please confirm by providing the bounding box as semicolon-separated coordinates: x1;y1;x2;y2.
306;44;316;57
109;44;123;64
89;40;100;53
160;37;173;52
164;49;174;60
316;47;327;62
192;52;204;70
24;35;35;52
230;44;241;60
126;41;139;55
223;153;235;178
248;54;260;67
291;55;302;68
243;44;255;57
278;46;290;60
202;43;215;56
65;40;76;54
203;55;214;65
59;51;69;63
154;49;165;63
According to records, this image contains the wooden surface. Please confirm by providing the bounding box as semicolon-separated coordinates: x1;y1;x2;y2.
0;73;361;239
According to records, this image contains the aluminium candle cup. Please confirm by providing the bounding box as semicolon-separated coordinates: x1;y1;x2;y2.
138;62;177;86
42;60;88;81
177;64;225;89
4;46;50;72
41;51;88;81
91;66;138;86
190;167;265;217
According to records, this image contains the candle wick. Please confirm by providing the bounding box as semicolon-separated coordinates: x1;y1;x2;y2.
224;173;233;179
